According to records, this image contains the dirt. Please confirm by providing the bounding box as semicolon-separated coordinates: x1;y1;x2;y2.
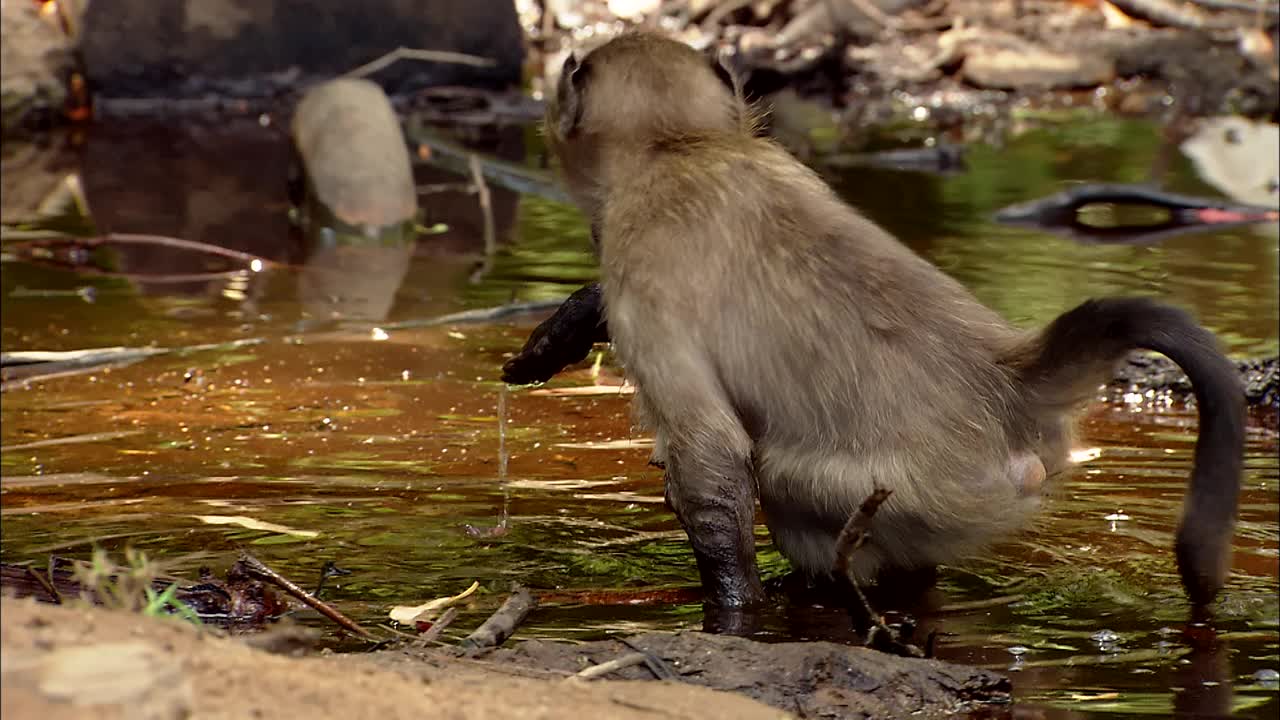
0;598;790;720
2;597;1013;719
475;632;1012;718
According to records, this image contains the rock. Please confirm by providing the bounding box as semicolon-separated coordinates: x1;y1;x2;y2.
961;46;1115;90
1;0;73;135
80;0;524;100
291;78;418;323
291;79;417;230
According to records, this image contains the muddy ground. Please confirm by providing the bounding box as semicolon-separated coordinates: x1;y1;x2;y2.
1;598;1015;719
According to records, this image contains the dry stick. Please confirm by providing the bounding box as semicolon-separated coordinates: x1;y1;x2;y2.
343;47;497;80
418;606;459;646
832;488;929;658
615;637;677;680
570;652;650;680
832;488;892;579
90;233;273;267
467;153;498;284
25;565;61;604
239;554;376;640
460;585;536;652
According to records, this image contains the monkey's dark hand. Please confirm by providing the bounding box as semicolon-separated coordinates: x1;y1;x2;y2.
501;282;610;385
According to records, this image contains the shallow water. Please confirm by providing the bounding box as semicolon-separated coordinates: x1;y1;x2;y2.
2;114;1277;718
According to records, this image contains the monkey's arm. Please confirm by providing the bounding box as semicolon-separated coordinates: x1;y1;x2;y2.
501;283;609;385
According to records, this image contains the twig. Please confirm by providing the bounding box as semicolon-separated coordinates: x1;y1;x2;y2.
343;47;497;80
460;585;535;652
570;652;649;680
238;554;376;640
833;488;892;578
831;488;929;658
89;233;272;267
467;153;498;284
418;606;459;645
615;637;678;680
26;564;61;604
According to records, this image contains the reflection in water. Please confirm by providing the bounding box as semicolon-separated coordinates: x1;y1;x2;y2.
1;115;1277;719
296;235;415;324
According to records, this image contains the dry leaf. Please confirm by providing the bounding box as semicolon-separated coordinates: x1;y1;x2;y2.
388;581;481;624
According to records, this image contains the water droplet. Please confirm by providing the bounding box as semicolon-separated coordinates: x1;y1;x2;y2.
1254;669;1280;686
1092;629;1120;644
1008;646;1029;656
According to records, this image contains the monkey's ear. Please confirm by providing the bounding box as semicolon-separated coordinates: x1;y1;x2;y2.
556;53;589;139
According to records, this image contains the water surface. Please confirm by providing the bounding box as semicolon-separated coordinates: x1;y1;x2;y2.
2;115;1277;718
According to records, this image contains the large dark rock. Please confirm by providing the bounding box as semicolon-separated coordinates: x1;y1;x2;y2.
80;0;524;99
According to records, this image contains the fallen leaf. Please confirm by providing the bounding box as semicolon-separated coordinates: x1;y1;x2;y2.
389;581;481;624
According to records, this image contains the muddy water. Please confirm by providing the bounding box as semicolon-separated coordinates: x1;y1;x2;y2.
2;116;1277;718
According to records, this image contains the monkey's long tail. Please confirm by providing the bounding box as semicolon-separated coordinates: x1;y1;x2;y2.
1014;297;1245;609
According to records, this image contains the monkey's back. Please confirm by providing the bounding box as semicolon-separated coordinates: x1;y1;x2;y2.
599;137;1044;576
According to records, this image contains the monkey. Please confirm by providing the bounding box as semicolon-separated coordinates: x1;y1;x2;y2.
506;31;1245;613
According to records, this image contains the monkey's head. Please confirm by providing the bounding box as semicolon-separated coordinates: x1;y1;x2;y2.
544;33;749;211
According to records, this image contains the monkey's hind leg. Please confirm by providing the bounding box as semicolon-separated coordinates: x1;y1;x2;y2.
639;373;765;609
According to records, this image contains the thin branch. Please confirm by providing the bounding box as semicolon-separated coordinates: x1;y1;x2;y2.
570;652;649;680
418;606;459;646
467;153;498;284
833;488;892;578
344;47;497;80
239;554;376;640
26;563;62;604
831;488;928;658
91;233;273;266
